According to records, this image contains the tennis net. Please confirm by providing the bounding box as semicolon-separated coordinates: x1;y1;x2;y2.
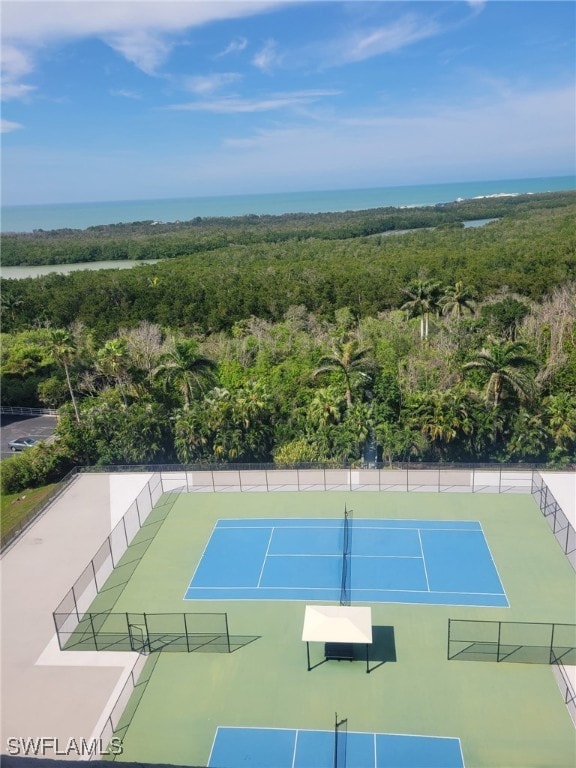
339;505;352;606
334;712;348;768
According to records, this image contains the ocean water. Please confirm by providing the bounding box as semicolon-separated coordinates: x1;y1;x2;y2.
1;175;574;234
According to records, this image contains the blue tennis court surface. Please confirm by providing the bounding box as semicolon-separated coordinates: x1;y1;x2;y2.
208;727;465;768
185;518;508;607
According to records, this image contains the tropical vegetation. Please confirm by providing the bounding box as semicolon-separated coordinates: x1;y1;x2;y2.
1;192;575;493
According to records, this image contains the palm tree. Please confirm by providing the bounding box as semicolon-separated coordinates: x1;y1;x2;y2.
0;292;23;327
463;341;538;408
49;329;80;422
313;337;373;408
401;279;442;340
307;386;343;429
154;339;217;408
441;281;476;319
97;338;131;405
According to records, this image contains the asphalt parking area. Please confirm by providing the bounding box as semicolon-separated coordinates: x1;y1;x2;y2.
0;415;58;459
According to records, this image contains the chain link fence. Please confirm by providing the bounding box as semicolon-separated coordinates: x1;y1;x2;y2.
532;471;576;569
447;619;576;665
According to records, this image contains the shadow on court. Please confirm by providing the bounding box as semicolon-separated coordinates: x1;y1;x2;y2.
353;625;397;672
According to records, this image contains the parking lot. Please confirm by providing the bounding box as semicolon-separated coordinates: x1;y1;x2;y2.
0;414;58;459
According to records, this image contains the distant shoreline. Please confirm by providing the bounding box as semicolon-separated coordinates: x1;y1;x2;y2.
2;175;574;234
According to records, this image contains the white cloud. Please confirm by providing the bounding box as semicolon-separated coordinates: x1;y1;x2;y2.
110;88;142;100
1;44;36;101
323;14;441;66
183;73;243;96
169;89;340;113
1;118;23;133
1;1;285;94
252;39;282;73
103;28;172;74
206;84;576;189
215;37;248;59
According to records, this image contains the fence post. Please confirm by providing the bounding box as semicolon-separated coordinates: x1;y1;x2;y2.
71;585;80;621
108;536;115;568
53;613;63;650
122;516;130;547
143;613;151;653
89;613;98;651
224;613;231;653
184;614;190;653
91;559;98;593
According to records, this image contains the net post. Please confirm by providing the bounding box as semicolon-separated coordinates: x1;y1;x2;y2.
334;712;347;768
497;621;502;662
334;712;338;767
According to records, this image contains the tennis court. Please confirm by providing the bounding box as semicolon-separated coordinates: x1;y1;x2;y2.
184;517;508;606
208;725;464;768
74;488;575;768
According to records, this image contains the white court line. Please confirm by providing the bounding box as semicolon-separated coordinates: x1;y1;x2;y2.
417;529;431;592
478;521;510;608
258;527;275;587
291;729;299;768
266;553;421;559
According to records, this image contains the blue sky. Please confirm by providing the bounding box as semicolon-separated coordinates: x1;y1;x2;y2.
2;1;575;205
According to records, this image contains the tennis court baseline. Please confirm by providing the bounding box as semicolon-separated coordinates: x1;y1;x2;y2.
208;726;465;768
184;518;508;607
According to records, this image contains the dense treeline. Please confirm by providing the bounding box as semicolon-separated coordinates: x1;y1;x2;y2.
1;195;575;491
2;203;575;339
2;191;575;266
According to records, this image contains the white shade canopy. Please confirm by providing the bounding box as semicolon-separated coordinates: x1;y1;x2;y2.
302;605;373;644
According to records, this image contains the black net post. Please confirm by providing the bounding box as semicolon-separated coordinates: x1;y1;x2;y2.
340;506;352;606
334;713;347;768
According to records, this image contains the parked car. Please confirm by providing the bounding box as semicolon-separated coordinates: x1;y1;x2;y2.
8;437;38;452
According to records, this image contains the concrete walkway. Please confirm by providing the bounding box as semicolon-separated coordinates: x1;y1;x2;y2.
1;474;137;760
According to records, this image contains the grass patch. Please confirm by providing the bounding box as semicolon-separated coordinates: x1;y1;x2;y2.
0;482;58;543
